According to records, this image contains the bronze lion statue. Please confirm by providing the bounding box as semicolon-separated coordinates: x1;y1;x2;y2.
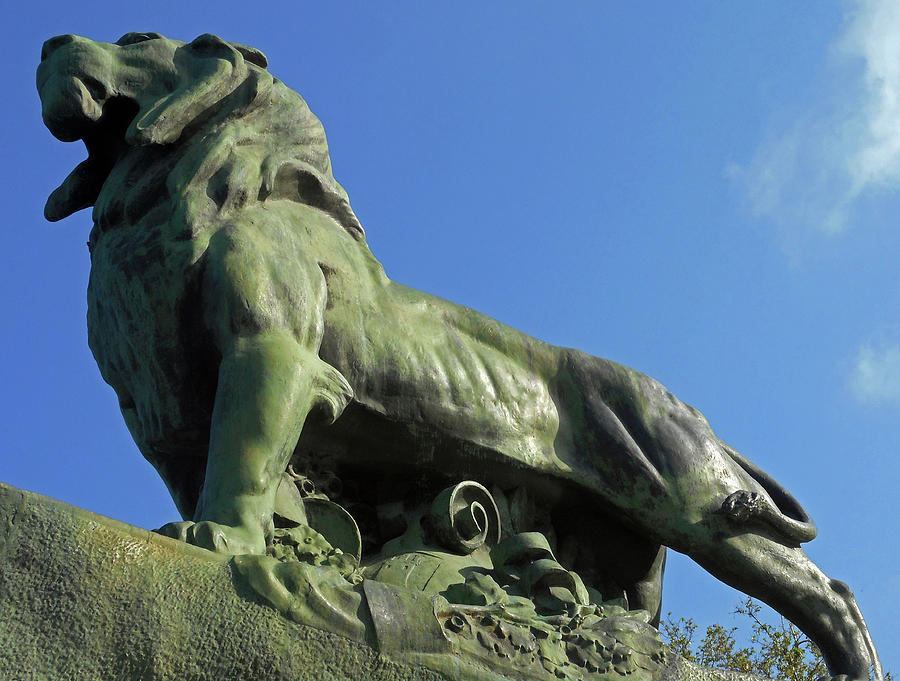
38;32;882;679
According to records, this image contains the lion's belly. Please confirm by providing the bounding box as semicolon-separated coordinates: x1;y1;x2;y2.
87;227;215;455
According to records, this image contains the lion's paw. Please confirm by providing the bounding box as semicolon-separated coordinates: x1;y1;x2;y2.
155;520;266;555
155;520;195;543
719;490;763;522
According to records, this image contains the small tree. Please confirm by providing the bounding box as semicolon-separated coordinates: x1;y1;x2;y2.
662;598;890;681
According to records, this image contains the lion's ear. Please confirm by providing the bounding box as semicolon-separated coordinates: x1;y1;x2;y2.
187;35;267;68
232;42;267;69
126;34;265;146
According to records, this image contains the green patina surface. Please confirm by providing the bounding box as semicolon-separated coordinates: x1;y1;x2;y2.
0;482;445;680
32;32;882;680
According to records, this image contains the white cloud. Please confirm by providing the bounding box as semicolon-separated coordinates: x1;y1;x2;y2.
841;1;900;194
850;343;900;404
734;0;900;236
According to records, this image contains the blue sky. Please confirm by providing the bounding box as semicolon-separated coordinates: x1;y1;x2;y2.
2;1;897;670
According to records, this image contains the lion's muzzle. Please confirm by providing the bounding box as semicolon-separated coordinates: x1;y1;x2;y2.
37;35;108;142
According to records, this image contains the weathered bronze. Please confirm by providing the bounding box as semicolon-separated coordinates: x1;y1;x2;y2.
37;32;882;680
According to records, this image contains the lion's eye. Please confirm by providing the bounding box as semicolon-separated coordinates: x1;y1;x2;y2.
116;32;164;46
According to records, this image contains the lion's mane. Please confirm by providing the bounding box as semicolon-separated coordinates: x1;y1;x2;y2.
90;33;364;242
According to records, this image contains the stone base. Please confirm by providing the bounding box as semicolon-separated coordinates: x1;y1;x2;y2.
0;482;773;681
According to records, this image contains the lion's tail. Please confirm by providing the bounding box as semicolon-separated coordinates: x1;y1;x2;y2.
720;443;818;545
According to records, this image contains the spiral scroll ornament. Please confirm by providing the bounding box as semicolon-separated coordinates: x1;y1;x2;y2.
429;481;501;554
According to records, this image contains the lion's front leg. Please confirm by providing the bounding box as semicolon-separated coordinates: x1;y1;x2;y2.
159;329;351;554
189;331;312;555
157;219;352;555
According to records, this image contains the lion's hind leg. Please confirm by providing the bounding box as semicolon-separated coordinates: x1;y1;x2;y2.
558;350;882;680
560;507;667;627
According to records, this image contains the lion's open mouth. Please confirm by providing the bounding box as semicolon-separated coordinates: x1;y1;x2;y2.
44;96;139;222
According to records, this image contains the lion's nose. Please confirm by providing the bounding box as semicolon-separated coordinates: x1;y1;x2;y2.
41;34;76;62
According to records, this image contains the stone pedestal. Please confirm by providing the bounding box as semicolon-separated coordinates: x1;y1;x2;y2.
0;483;772;681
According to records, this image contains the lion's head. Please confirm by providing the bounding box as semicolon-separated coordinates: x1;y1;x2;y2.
37;32;362;238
